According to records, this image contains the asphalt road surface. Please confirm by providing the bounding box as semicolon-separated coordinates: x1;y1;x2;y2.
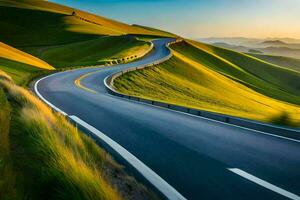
35;38;300;200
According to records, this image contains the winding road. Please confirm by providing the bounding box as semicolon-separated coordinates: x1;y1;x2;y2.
35;38;300;200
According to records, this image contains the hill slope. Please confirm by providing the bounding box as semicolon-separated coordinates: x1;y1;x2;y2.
181;40;300;105
114;40;300;126
0;42;53;84
0;0;174;47
0;0;173;79
23;35;152;67
249;53;300;73
0;42;53;70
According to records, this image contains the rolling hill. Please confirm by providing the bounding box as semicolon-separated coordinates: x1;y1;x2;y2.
0;0;175;47
249;53;300;73
114;40;300;126
0;0;175;81
178;40;300;105
22;35;152;67
0;42;54;84
0;42;53;70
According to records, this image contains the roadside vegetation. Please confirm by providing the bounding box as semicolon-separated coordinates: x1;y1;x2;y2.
114;40;300;127
0;70;157;200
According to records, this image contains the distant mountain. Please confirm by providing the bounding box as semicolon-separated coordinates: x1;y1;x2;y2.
265;37;300;44
258;40;300;49
212;42;250;52
260;46;300;59
199;37;260;47
211;42;300;59
198;37;300;49
260;40;287;46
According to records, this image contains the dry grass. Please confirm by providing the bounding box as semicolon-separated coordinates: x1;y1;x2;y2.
0;70;13;82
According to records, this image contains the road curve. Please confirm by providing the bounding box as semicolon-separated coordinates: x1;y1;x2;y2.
35;38;300;200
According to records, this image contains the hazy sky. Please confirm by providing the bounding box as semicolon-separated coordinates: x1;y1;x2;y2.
50;0;300;39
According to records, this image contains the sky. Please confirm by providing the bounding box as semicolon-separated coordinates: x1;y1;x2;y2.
50;0;300;39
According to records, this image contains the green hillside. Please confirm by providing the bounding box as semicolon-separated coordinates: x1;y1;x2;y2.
174;40;300;105
249;53;300;73
0;42;53;85
0;6;99;47
0;0;173;81
0;58;43;85
114;41;300;126
0;0;174;47
0;42;53;70
23;35;151;67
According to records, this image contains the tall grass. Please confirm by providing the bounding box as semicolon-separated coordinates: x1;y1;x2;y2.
0;70;156;200
0;87;17;199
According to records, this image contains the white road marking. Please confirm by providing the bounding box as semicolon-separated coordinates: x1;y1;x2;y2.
34;73;68;116
107;94;300;144
228;168;300;200
35;74;187;200
69;115;187;200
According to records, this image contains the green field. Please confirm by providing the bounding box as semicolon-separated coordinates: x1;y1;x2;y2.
114;41;300;126
249;53;300;73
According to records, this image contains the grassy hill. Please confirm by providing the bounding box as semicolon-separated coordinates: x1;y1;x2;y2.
0;0;174;81
114;40;300;126
23;35;152;67
177;40;300;105
0;42;53;85
249;53;300;73
0;0;174;47
0;42;53;70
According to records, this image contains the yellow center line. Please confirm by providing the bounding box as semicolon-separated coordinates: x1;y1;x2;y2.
74;71;100;93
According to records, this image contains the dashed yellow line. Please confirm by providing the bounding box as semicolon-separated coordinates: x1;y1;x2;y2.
74;71;100;93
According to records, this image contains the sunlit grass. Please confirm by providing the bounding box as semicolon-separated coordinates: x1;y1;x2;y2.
114;42;300;127
183;40;300;105
0;71;155;199
0;42;54;70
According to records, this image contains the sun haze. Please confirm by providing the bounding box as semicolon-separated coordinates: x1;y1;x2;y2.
50;0;300;39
